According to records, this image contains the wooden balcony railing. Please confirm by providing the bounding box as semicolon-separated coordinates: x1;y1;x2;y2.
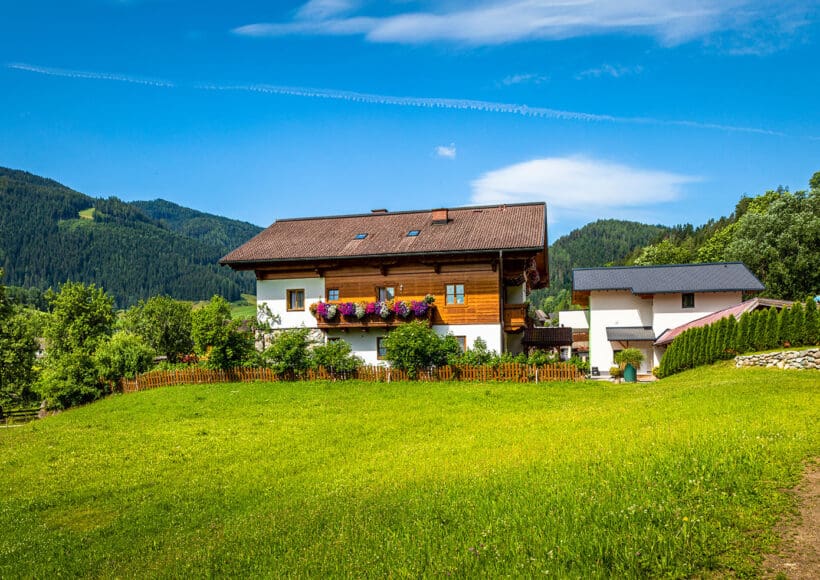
504;303;529;333
315;306;435;330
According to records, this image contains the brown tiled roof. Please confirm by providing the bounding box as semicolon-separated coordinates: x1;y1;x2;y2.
221;203;546;265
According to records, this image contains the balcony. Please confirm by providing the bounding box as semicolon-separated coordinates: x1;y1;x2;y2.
504;303;529;333
313;302;435;330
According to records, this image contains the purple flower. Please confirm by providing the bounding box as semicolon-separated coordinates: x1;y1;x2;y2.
394;300;410;318
411;300;429;316
338;302;356;316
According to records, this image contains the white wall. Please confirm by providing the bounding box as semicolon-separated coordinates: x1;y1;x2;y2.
325;324;504;365
433;324;504;354
558;310;589;330
325;330;385;366
257;277;325;329
588;291;653;374
589;290;746;373
652;292;742;336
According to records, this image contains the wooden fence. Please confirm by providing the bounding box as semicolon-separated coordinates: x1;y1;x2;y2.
121;363;585;394
1;407;39;425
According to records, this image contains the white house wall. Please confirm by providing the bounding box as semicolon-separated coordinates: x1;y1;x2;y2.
325;330;384;366
257;277;324;329
652;292;742;337
433;324;504;354
590;290;746;373
588;291;653;374
558;310;589;330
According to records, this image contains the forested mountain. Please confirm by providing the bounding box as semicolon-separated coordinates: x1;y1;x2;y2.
529;220;669;314
0;167;258;308
132;199;263;255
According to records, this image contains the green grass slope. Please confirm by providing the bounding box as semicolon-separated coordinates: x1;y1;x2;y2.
1;366;817;577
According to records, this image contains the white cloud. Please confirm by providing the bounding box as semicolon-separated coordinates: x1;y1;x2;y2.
471;156;700;220
231;0;809;49
435;143;457;159
576;64;643;80
501;73;550;86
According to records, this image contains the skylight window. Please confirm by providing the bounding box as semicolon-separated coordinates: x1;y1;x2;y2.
407;230;420;237
354;233;368;240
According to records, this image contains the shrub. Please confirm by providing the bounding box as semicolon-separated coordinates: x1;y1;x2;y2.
120;296;193;362
192;296;254;370
95;332;155;384
614;348;644;369
310;339;363;373
263;328;315;376
382;321;451;379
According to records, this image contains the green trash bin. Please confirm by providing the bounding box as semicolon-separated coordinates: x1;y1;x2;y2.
624;363;637;383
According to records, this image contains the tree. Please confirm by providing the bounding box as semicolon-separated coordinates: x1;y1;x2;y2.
804;297;819;345
121;296;193;362
0;269;38;406
191;296;253;370
632;239;694;266
37;281;116;408
810;170;820;192
764;308;779;350
778;307;793;347
382;321;452;379
725;189;820;300
310;339;363;374
95;332;155;385
263;328;315;376
789;302;805;347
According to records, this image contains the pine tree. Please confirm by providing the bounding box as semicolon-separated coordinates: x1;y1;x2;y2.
804;297;819;345
765;307;779;350
789;302;805;347
724;315;738;358
778;307;791;347
736;311;751;354
752;310;767;351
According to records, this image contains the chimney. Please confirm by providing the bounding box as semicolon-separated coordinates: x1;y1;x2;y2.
431;208;449;225
371;208;388;214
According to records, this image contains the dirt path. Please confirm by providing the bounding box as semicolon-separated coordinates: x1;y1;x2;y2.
763;461;820;579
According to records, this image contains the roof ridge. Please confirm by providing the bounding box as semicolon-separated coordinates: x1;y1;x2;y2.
275;201;546;223
573;262;747;272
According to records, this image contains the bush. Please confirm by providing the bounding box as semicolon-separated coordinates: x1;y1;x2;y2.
120;296;193;362
263;328;315;376
95;332;155;384
192;296;254;370
382;321;451;379
614;348;644;369
310;339;363;373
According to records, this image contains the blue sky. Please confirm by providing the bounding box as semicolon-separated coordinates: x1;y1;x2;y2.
2;0;819;241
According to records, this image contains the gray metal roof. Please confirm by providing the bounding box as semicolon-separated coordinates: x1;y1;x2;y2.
573;263;764;294
606;326;657;341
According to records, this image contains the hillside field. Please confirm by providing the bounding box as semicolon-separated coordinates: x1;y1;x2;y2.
1;366;817;577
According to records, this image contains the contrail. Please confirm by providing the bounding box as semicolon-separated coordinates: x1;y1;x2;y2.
8;62;784;136
8;62;176;88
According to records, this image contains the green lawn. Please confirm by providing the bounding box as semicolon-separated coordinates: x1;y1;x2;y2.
230;293;256;319
1;365;817;577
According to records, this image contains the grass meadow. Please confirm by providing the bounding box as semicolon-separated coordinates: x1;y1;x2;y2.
1;365;817;577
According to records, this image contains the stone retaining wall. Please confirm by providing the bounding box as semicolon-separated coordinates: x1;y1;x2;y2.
735;348;819;370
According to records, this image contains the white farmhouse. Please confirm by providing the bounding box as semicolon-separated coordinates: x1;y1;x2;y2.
572;263;764;375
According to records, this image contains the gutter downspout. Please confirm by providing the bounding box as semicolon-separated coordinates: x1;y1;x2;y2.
499;249;505;354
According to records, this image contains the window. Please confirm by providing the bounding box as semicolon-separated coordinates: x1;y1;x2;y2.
445;283;465;305
455;336;467;352
287;289;305;311
377;337;387;359
682;293;695;309
355;233;368;240
407;230;420;237
377;286;395;301
327;289;339;301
